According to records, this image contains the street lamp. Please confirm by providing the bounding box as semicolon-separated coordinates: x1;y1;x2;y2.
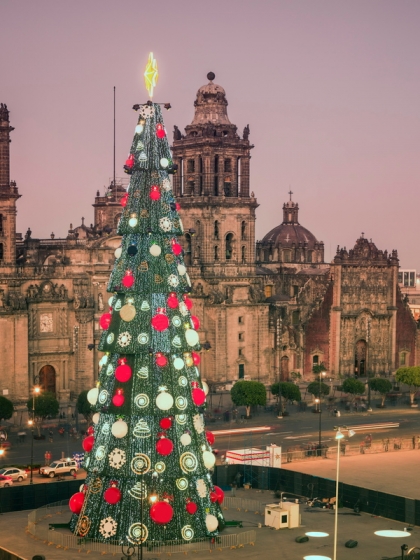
29;381;41;485
317;371;326;456
333;426;355;560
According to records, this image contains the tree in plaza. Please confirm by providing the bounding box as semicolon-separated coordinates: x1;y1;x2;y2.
341;378;365;402
0;395;13;422
312;362;327;375
76;390;94;423
69;59;224;545
271;382;301;414
368;378;392;407
395;366;420;404
27;392;59;436
306;381;330;399
230;380;266;417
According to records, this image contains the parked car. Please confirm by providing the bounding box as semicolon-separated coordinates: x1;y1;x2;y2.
0;474;13;488
0;467;27;482
39;459;78;478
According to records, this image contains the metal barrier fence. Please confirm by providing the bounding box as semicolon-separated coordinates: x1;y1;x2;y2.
27;500;257;555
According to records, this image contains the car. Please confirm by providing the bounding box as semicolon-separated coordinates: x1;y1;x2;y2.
0;474;13;488
39;459;78;478
0;441;11;448
0;467;27;482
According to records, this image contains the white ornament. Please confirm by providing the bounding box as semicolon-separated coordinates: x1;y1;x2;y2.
181;525;194;541
205;514;218;533
98;389;109;404
108;296;114;307
185;329;199;347
129;217;138;228
139;104;155;118
106;333;114;344
135;124;144;134
106;363;114;376
185;273;191;287
149;244;161;257
99;355;108;367
111;419;128;439
108;448;126;469
203;451;216;469
156;390;174;411
202;381;209;395
180;433;192;446
87;387;98;405
159;217;172;232
95;445;106;460
177;264;186;276
92;412;100;424
179;302;188;316
114;247;122;259
118;332;132;347
99;516;118;538
173;357;184;370
160;157;169;168
196;478;207;498
193;414;205;434
162;178;171;192
133;419;151;438
168;274;179;287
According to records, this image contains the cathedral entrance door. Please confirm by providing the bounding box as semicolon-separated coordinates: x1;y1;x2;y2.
354;340;367;378
39;365;57;395
280;356;289;382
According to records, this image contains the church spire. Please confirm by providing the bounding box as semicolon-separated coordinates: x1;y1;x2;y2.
282;193;299;224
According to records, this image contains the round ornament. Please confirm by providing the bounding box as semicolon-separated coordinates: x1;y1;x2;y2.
115;362;132;382
99;313;112;330
150;501;174;525
156;123;166;139
108;448;126;469
162;178;171;191
156;390;173;410
191;316;200;330
134;394;149;409
159;217;172;232
87;387;98;405
77;515;91;537
155;353;168;367
184;353;193;367
176;414;187;425
82;435;94;453
92;412;100;424
172;316;182;327
95;446;105;460
117;332;132;347
192;387;206;406
176;478;188;491
135;123;144;134
98;389;109;404
127;522;148;544
178;376;188;387
214;486;225;504
176;396;187;410
99;516;118;538
173;357;184;370
172;242;182;256
130;453;151;475
156;437;174;456
128;217;138;228
155;461;166;473
177;264;186;275
151;312;169;331
120;304;136;322
160;157;169;168
120;193;128;207
159;417;172;429
112;390;125;407
111;419;128;438
106;332;114;344
150;185;161;201
167;293;178;308
186;502;197;515
192;352;201;365
205;514;218;533
181;525;194;541
202;451;216;469
69;492;85;514
180;433;191;446
206;431;215;446
210;491;218;503
104;486;121;505
180;452;198;473
127;244;138;256
137;333;149;345
167;274;179;288
114;247;122;259
185;329;199;347
149;244;161;257
122;273;135;288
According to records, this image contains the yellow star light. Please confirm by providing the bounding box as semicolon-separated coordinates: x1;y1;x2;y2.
144;52;158;98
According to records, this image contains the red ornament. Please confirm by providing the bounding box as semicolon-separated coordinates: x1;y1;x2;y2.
191;316;200;330
125;154;135;168
99;313;112;330
115;360;132;382
175;203;181;211
150;185;161;201
112;389;125;407
192;387;206;406
167;293;178;309
151;311;169;332
156;437;174;456
192;352;201;365
184;296;193;310
172;242;182;256
104;486;122;505
82;435;94;453
186;501;198;515
122;271;135;288
206;431;215;446
214;486;225;504
159;417;172;430
156;124;166;139
150;501;174;524
69;492;85;514
87;426;94;436
120;193;129;207
155;353;168;367
210;491;218;503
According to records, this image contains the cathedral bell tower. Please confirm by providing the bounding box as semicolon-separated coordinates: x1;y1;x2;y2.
0;104;20;266
172;73;258;278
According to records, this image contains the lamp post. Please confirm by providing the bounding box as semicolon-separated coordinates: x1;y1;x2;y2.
333;426;355;560
29;380;41;485
317;371;326;456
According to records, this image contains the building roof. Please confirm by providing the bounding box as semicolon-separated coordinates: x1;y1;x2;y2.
262;222;319;249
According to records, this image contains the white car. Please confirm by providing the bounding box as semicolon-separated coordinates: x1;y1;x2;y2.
0;467;27;482
40;459;78;478
0;474;13;487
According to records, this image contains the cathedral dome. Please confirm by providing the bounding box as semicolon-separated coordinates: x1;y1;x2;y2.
190;72;232;126
262;222;318;249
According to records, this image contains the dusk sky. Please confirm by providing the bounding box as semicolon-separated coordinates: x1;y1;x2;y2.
1;0;420;269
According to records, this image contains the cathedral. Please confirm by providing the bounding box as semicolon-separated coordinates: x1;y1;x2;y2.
0;75;418;417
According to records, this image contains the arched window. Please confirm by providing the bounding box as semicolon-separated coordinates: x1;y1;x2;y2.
312;355;319;366
39;365;57;395
241;221;246;239
0;214;3;233
214;221;219;239
225;233;234;260
214;155;219;195
241;246;246;263
400;352;406;366
0;243;3;261
195;220;200;236
214;246;219;261
184;233;192;266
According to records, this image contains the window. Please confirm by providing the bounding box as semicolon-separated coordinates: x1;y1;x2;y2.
214;246;219;261
292;310;300;325
226;233;234;260
238;333;244;341
188;180;195;195
400;352;406;366
187;159;195;173
224;159;232;173
283;250;291;263
293;285;299;297
214;221;219;239
184;234;192;266
264;285;273;298
241;246;246;263
0;214;3;233
238;316;243;324
241;221;246;239
238;364;245;379
307;250;313;263
312;355;319;365
238;348;243;356
0;243;3;261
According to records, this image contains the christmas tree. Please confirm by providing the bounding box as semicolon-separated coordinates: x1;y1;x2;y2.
69;54;225;545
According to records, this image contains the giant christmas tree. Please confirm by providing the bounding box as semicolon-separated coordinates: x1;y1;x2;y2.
69;54;225;545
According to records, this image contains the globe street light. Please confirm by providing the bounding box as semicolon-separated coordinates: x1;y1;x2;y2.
317;371;326;456
29;382;41;485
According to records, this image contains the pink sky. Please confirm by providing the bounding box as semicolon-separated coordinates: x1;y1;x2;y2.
1;0;419;269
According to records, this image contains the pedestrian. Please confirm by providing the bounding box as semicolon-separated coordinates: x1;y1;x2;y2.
360;442;365;454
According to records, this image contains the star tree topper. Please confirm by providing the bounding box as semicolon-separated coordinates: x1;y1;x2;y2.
144;52;158;98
